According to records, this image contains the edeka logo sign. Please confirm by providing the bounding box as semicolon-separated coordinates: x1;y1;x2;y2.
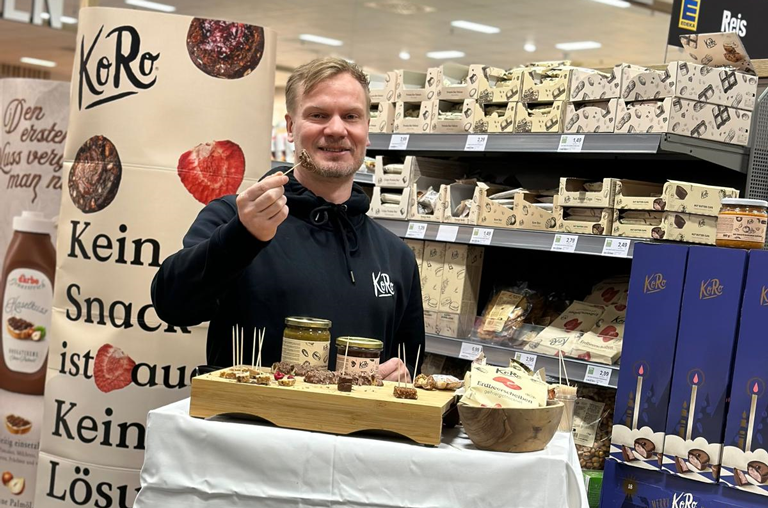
644;273;667;294
78;24;160;111
722;10;748;37
679;0;701;31
700;278;724;300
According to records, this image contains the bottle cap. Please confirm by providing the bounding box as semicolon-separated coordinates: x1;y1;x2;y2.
13;211;54;235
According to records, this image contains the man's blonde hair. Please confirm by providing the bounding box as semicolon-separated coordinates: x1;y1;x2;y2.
285;57;370;116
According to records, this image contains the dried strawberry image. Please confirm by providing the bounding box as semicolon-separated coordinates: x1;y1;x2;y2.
598;326;620;342
93;344;136;393
601;288;620;303
177;140;245;204
563;318;582;331
493;376;522;390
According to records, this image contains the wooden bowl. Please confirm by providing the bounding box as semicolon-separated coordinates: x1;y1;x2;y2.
458;400;564;453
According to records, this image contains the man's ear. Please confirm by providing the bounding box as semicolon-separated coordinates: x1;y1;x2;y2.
285;113;295;143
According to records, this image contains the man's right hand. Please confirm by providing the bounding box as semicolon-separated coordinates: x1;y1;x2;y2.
236;173;290;242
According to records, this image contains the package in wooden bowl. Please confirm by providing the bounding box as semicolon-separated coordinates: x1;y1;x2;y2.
459;362;549;408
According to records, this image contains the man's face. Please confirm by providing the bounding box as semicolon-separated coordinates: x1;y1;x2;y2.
286;72;370;179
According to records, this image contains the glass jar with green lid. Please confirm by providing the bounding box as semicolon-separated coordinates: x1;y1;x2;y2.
336;337;384;375
281;317;332;369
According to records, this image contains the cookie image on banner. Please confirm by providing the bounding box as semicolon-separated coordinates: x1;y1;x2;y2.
68;135;122;213
177;140;245;204
186;18;265;79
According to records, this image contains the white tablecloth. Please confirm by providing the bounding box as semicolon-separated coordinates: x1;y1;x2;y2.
134;398;589;508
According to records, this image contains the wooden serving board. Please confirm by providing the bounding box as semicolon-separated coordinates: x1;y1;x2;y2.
189;369;457;445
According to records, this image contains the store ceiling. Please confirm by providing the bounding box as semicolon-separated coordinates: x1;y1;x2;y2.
1;0;674;85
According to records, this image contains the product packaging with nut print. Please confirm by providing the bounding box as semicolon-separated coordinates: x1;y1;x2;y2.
35;7;276;508
609;243;689;470
720;250;768;495
661;246;748;483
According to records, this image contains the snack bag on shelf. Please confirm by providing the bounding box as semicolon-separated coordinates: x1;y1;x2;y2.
569;304;627;365
573;385;616;471
584;276;629;306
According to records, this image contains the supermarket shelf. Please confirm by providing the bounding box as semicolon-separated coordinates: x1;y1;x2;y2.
354;171;374;185
425;333;621;389
367;133;748;173
375;218;639;258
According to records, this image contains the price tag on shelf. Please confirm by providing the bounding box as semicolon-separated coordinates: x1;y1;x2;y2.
436;225;459;243
405;222;428;239
470;227;494;245
464;134;488;152
459;342;483;360
601;238;632;257
388;134;410;150
557;134;585;153
583;365;612;386
551;234;579;253
514;352;537;371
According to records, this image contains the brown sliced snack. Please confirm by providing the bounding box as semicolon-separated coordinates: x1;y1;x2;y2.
633;438;656;459
393;386;418;399
414;373;435;390
186;19;265;79
5;415;31;435
6;317;34;340
69;135;122;213
278;376;296;387
621;445;636;462
734;468;749;486
675;456;690;473
688;449;710;471
337;374;354;392
748;461;768;484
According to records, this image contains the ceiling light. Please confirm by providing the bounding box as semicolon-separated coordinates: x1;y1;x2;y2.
591;0;631;7
524;43;537;53
364;2;436;16
555;41;602;51
40;13;78;24
426;50;465;59
124;0;176;13
450;20;500;34
21;57;56;68
399;51;411;60
299;34;343;47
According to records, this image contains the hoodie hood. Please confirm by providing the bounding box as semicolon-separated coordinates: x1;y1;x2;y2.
264;165;370;284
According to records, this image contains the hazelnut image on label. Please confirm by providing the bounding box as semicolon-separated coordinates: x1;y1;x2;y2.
1;472;12;485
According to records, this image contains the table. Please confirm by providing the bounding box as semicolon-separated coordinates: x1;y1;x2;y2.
134;398;589;508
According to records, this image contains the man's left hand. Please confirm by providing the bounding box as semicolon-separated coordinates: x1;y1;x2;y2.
378;358;411;382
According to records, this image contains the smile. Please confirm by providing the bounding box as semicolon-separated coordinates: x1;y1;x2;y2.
319;147;350;153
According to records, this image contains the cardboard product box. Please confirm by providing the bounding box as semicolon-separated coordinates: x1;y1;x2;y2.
614;97;752;147
477;67;524;104
368;71;398;104
482;102;518;133
407;177;450;223
608;243;689;470
369;102;396;134
559;177;616;208
514;101;565;133
439;244;484;314
374;155;466;190
555;204;614;236
421;241;447;312
368;186;411;220
613;179;739;216
403;239;425;273
435;311;476;339
395;68;439;102
564;99;618;133
524;301;605;357
489;191;558;231
430;99;478;134
720;250;768;496
442;182;515;227
612;211;718;245
435;63;504;102
521;66;571;103
620;61;757;111
393;100;437;133
569;66;621;102
661;247;748;483
423;310;439;335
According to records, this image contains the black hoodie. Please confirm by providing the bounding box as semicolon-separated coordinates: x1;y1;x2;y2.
151;167;425;372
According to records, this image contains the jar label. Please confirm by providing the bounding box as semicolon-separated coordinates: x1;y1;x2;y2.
281;336;329;369
717;215;767;243
336;354;380;376
2;268;52;373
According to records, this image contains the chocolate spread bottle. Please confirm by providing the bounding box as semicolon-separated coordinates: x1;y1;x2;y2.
0;211;56;395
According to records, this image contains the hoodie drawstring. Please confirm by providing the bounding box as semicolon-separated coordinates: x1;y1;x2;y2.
310;204;359;284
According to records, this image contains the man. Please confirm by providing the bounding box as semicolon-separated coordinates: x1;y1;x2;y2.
151;57;423;381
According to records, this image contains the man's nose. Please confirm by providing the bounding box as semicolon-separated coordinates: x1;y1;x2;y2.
324;114;347;137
